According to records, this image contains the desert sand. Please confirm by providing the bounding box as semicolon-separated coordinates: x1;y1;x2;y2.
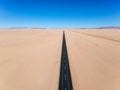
0;29;120;90
0;30;63;90
65;29;120;90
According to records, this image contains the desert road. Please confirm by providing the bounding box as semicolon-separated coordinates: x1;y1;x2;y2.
0;29;120;90
59;32;73;90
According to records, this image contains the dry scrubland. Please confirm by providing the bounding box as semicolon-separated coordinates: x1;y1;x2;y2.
0;29;120;90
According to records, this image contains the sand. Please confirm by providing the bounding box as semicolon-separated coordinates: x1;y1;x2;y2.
65;29;120;90
0;29;120;90
0;30;63;90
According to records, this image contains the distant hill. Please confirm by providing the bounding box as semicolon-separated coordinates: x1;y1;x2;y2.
98;26;120;29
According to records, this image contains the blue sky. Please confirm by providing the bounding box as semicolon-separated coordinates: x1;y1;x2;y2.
0;0;120;28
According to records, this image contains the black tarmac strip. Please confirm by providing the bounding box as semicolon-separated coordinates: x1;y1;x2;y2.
59;31;73;90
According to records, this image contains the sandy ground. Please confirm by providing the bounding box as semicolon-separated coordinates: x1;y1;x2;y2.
0;30;63;90
0;29;120;90
65;29;120;90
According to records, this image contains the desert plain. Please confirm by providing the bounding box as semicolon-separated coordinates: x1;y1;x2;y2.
0;29;120;90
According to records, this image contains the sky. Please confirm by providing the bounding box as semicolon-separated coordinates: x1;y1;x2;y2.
0;0;120;28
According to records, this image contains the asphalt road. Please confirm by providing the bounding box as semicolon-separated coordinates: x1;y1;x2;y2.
59;31;73;90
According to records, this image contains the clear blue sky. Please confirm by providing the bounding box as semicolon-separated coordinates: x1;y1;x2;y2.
0;0;120;28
